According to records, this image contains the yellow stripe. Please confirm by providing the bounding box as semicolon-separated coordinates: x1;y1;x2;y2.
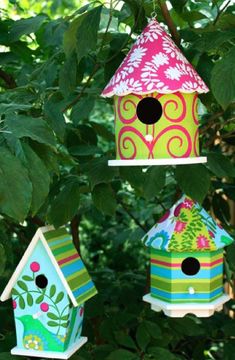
66;267;86;281
53;248;77;261
50;239;72;251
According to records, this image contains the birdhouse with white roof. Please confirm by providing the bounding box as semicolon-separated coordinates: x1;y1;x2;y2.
142;195;233;317
101;19;209;166
0;226;97;359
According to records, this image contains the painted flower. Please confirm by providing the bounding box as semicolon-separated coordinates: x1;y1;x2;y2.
152;52;169;67
183;198;194;209
208;230;215;238
165;66;182;81
30;262;40;272
197;235;210;249
23;335;44;351
128;46;147;66
146;230;169;250
40;302;49;312
174;203;183;217
175;220;186;233
12;300;17;310
158;210;170;223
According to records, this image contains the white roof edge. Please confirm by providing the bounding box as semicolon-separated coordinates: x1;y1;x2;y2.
101;88;209;98
0;228;42;302
1;226;78;307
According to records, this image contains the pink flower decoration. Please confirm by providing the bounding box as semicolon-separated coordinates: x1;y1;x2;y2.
183;198;194;209
174;203;183;217
79;307;84;317
158;210;170;223
40;302;49;312
175;220;186;233
197;235;210;249
30;262;40;272
13;300;17;309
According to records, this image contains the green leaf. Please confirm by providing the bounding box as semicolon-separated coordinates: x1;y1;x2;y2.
22;144;50;215
175;164;210;203
47;321;60;327
17;280;28;291
6;115;56;147
50;285;56;298
22;275;34;281
44;93;66;140
55;291;64;304
12;288;20;296
211;46;235;109
61;314;70;321
27;293;33;306
19;296;25;310
92;183;117;216
0;147;32;222
59;53;77;98
47;312;59;320
148;347;179;360
144;321;162;339
90;122;115;142
83;156;118;189
48;177;80;228
120;167;145;189
36;294;44;304
207;153;235;178
143;167;166;200
107;349;138;360
136;323;151;351
60;322;69;328
64;6;102;63
0;244;6;276
114;331;137;350
71;96;95;125
9;15;46;42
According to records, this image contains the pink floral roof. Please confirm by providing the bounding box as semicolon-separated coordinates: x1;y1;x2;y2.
101;19;209;97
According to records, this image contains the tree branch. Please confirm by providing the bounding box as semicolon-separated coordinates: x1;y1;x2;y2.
0;68;16;88
120;201;148;232
213;0;231;25
157;0;180;46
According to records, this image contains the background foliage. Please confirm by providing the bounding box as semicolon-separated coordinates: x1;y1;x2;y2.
0;0;235;359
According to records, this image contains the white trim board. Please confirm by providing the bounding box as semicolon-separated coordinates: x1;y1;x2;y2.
0;225;78;307
11;337;87;359
143;293;230;318
108;157;207;166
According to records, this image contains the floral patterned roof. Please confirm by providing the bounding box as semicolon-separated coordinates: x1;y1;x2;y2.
142;195;233;252
101;19;209;97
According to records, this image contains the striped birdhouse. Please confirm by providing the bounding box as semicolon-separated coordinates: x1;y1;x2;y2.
101;19;209;166
142;195;234;317
0;226;97;359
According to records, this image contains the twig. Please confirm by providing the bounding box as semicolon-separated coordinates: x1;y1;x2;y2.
71;214;81;251
120;200;148;232
157;0;180;46
213;0;231;25
0;68;16;88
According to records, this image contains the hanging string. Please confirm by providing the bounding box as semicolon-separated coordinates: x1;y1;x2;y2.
151;0;157;19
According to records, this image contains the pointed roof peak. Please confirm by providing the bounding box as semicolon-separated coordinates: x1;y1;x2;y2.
143;194;233;252
102;19;209;97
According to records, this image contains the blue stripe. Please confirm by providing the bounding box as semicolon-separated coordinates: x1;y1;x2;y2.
151;287;223;300
48;236;71;247
61;259;84;277
151;264;222;279
73;281;94;298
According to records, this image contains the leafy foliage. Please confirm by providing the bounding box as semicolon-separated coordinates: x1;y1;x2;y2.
0;0;235;359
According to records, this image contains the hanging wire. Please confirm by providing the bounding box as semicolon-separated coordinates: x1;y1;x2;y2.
151;0;157;19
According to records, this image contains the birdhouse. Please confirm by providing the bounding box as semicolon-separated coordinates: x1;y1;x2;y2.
142;195;234;317
101;19;209;166
0;226;97;359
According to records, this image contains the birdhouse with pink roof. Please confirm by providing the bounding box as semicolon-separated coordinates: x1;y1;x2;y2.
0;226;97;359
142;194;234;317
101;19;209;166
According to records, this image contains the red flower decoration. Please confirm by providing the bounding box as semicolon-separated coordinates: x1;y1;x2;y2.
13;300;17;309
175;220;186;233
30;262;40;272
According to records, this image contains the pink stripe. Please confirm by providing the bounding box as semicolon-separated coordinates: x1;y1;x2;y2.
58;253;80;265
151;258;223;268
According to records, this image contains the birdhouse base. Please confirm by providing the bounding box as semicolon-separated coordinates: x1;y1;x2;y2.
143;293;230;318
108;157;207;167
11;337;88;359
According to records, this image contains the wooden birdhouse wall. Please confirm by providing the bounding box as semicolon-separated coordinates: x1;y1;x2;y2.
150;249;224;303
11;239;84;353
114;91;199;160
